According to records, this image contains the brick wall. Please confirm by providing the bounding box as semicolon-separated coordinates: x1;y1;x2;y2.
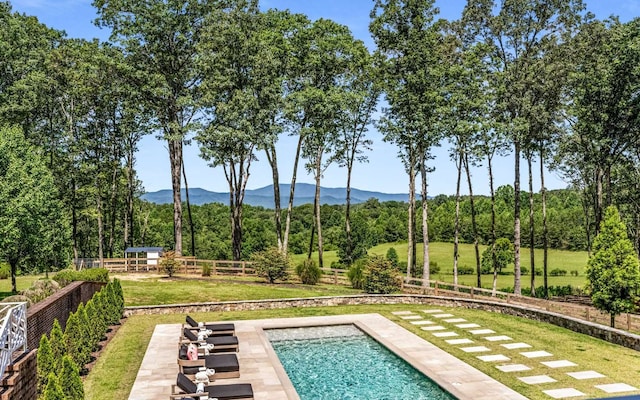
0;350;36;400
26;280;104;350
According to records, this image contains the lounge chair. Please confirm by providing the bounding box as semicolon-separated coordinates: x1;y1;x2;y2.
170;372;254;400
186;315;235;336
178;344;240;379
182;328;239;352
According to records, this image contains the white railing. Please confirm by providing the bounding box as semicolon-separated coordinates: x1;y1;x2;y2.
0;302;27;378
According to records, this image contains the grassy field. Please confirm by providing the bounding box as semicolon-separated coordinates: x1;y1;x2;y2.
291;241;590;290
84;300;640;400
0;274;47;298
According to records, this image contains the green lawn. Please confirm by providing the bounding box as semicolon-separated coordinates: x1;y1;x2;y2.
84;301;640;400
291;241;590;290
0;274;48;299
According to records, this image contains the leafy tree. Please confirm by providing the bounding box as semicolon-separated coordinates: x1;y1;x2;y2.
0;126;67;292
481;237;514;294
386;247;399;268
363;255;401;294
84;299;103;351
49;319;66;367
250;247;289;284
64;312;88;370
37;335;55;396
586;206;640;327
59;355;84;400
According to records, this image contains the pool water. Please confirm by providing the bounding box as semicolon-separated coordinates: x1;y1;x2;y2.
266;325;456;400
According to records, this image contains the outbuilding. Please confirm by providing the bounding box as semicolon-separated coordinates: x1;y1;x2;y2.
124;247;164;271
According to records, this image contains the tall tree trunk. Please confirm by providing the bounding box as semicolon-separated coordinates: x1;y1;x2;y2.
283;135;304;254
514;139;522;295
307;224;315;259
540;149;549;298
489;155;498;295
182;158;195;257
314;154;324;269
453;153;462;288
407;158;416;278
169;137;183;256
96;187;104;267
125;143;135;250
345;159;354;267
264;145;283;251
10;260;17;293
420;155;430;286
463;153;481;288
108;166;119;258
528;154;535;296
595;166;604;234
72;178;79;264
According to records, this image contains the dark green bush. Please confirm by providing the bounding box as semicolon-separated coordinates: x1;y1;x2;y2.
570;270;579;277
295;259;322;285
53;268;109;286
550;268;567;276
250;247;289;283
0;263;10;279
457;265;475;275
347;258;367;290
202;263;212;277
363;256;401;294
386;247;399;267
429;261;440;274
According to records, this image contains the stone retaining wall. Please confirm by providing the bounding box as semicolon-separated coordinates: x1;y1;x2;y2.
124;294;640;351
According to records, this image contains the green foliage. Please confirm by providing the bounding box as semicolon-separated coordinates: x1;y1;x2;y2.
550;269;567;276
59;355;84;400
42;373;64;400
347;258;368;290
21;279;60;304
457;265;475;275
362;256;401;294
49;319;66;368
586;206;640;326
159;251;180;278
64;312;88;369
53;268;109;287
84;299;104;352
0;263;9;279
481;238;514;274
250;247;290;284
386;247;399;267
202;263;212;277
37;335;54;396
295;259;322;285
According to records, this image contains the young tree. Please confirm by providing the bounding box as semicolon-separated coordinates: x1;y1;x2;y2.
586;206;640;327
37;335;55;396
59;355;84;400
0;126;66;292
42;373;64;400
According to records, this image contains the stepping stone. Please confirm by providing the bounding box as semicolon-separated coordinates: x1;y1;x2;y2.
567;370;605;380
485;335;512;342
433;313;454;318
410;320;434;325
461;346;490;353
521;350;553;358
400;315;422;320
542;388;585;399
421;325;445;331
391;311;414;315
422;309;444;314
595;383;639;393
446;338;474;345
444;318;466;323
432;331;458;337
502;342;532;350
477;354;510;362
456;323;480;328
541;360;577;368
469;329;495;335
518;375;557;385
496;364;531;372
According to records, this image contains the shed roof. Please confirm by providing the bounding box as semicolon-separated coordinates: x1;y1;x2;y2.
125;247;164;253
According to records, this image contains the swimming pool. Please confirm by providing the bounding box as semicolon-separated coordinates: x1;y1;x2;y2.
266;324;457;400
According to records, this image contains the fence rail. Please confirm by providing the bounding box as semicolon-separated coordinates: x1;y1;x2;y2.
0;302;27;378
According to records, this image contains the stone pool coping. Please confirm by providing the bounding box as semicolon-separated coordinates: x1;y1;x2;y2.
129;313;527;399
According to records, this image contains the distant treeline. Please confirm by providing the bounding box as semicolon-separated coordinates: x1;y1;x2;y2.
137;186;589;261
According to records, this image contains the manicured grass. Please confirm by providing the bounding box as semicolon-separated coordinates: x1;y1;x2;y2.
84;302;640;400
116;274;361;306
292;241;590;290
0;274;49;299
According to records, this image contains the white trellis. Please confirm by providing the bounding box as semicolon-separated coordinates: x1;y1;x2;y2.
0;302;27;378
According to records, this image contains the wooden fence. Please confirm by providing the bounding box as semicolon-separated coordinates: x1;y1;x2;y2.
93;257;640;332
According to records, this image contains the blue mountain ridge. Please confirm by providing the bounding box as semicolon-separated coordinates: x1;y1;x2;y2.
141;183;411;208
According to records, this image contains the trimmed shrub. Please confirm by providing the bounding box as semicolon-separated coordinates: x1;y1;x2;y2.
0;263;9;279
49;320;66;367
159;250;180;277
59;355;84;400
43;373;64;400
84;299;104;352
570;270;579;277
64;313;87;370
295;259;322;285
386;247;399;267
550;268;567;276
202;263;212;277
250;247;290;284
53;268;109;286
347;258;367;290
457;265;475;275
37;335;54;396
363;256;401;294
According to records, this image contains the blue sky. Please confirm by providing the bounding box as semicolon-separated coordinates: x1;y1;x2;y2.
7;0;638;195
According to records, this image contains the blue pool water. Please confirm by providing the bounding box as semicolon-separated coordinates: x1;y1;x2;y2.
266;325;456;400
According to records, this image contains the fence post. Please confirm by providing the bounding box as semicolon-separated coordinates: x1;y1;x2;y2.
213;261;217;275
586;307;590;321
470;287;474;299
628;313;632;331
333;271;338;285
434;282;438;296
242;262;245;275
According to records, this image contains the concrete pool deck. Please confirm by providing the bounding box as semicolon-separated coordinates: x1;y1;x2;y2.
129;313;527;400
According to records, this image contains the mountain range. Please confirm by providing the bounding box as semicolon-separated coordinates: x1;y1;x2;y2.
141;183;410;208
